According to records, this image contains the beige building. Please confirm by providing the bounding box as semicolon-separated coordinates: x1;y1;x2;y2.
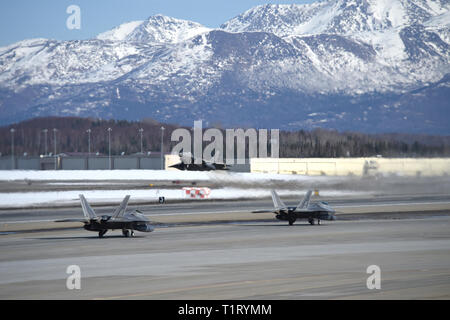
165;154;182;171
250;157;450;177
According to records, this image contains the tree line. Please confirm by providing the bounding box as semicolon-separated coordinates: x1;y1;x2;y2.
0;116;449;158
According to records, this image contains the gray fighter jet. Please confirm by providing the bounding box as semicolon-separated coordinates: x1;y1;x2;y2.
56;195;154;237
253;190;336;226
169;152;230;171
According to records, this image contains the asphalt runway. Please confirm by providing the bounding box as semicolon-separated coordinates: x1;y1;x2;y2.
1;193;450;223
1;214;450;299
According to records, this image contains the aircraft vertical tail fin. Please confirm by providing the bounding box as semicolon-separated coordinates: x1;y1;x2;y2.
296;190;313;210
271;190;287;210
79;195;97;220
112;195;130;219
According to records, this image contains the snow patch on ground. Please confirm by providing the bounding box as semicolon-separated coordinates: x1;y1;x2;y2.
0;170;341;184
0;170;210;181
0;188;370;208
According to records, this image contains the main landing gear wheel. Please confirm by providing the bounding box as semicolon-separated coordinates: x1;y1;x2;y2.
317;219;321;225
98;230;107;238
308;218;315;225
288;219;295;226
122;230;135;237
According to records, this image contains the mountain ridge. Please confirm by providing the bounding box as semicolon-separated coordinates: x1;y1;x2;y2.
0;0;449;134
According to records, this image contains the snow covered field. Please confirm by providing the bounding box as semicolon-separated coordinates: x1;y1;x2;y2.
0;170;210;182
0;170;367;208
0;169;343;184
0;188;369;208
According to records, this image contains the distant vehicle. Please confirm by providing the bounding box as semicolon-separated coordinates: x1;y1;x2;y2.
169;152;230;171
253;190;336;226
56;195;154;238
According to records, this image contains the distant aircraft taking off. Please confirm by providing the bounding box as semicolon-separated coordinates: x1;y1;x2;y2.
169;152;230;171
56;195;154;237
253;190;336;225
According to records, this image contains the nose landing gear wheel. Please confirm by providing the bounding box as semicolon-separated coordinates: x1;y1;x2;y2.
98;230;107;238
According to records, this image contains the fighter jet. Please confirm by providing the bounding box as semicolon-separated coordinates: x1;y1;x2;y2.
253;190;336;226
169;152;230;171
56;195;154;237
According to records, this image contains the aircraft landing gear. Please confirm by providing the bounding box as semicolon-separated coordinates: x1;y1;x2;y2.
288;218;296;226
122;229;135;237
98;230;107;238
317;219;321;225
308;218;315;225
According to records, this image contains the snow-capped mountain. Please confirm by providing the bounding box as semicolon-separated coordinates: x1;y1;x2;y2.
221;0;449;36
96;21;144;41
98;15;211;43
0;0;449;134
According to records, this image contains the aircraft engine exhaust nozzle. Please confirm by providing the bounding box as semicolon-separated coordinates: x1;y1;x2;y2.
135;224;154;232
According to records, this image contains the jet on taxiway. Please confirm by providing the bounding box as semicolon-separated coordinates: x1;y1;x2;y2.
253;190;336;226
169;152;230;171
56;195;154;237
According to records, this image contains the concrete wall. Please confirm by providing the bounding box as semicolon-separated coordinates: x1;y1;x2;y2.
17;158;41;170
0;155;164;170
61;157;86;170
0;157;14;170
139;157;163;170
251;158;450;177
114;157;139;170
3;155;446;175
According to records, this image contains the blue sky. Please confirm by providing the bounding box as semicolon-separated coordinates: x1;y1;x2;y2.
0;0;316;47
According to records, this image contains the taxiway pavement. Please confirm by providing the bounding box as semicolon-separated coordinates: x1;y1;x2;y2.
0;214;449;299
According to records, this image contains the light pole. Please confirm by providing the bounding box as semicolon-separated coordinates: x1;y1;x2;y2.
87;129;91;156
107;127;112;170
139;128;144;154
43;129;48;156
10;128;15;170
53;128;58;169
160;126;165;170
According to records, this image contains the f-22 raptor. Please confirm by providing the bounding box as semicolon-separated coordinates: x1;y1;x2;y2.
169;152;230;171
253;190;337;226
56;195;154;238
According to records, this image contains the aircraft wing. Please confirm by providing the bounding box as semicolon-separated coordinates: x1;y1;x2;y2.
294;202;335;213
115;210;149;222
291;208;315;213
55;219;88;223
251;210;276;213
